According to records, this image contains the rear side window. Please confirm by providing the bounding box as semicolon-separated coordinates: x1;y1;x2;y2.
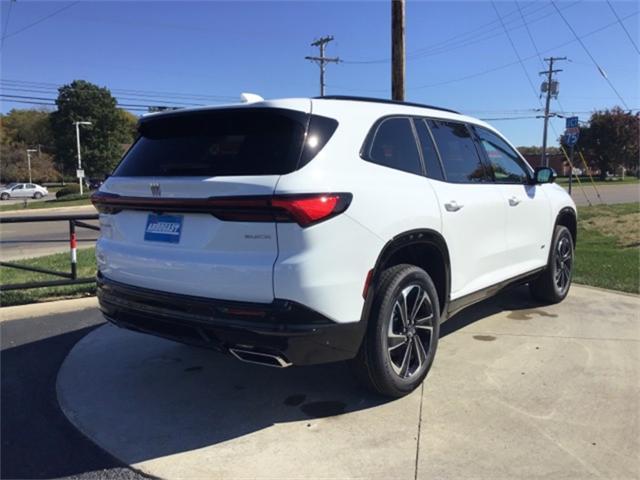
427;120;490;183
114;108;308;177
414;119;445;181
366;117;422;175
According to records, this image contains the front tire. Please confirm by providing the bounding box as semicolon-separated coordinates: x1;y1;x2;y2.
0;193;9;200
529;225;574;303
353;264;440;398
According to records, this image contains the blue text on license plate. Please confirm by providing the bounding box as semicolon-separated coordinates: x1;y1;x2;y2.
144;214;183;243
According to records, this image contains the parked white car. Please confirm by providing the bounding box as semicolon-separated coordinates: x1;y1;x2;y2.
92;95;577;397
0;183;48;200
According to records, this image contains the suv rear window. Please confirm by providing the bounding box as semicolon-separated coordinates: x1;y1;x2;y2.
114;108;309;177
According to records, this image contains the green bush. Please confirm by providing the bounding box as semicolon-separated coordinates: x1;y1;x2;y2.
54;192;91;202
55;184;81;198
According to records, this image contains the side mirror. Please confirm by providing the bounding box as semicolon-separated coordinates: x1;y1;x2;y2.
534;167;557;184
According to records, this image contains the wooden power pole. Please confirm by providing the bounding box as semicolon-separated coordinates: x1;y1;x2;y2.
305;36;340;97
539;56;566;167
391;0;406;101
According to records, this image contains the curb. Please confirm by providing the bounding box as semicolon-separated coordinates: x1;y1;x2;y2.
0;204;95;216
0;296;98;322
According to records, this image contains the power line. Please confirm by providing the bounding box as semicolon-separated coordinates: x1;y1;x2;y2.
408;10;637;91
0;85;207;107
342;1;582;65
1;94;164;112
1;1;81;45
491;1;539;99
0;78;237;102
1;0;15;47
606;0;640;55
550;0;629;109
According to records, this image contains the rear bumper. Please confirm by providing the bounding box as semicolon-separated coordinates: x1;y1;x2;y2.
96;274;365;366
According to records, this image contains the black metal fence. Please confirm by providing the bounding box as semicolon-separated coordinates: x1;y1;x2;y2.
0;214;100;291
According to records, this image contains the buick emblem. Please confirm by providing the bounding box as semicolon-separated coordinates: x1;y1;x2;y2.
150;183;161;197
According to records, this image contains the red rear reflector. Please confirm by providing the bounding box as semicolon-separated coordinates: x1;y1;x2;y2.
362;269;374;299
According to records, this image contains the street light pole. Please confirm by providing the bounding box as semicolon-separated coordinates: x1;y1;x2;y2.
26;149;37;184
73;121;92;195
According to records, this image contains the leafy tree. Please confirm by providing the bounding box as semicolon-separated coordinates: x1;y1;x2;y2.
50;80;136;178
0;108;54;148
0;147;59;184
579;107;639;178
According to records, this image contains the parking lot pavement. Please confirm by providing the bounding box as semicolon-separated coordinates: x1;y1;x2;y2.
0;304;147;480
50;284;639;480
567;183;640;206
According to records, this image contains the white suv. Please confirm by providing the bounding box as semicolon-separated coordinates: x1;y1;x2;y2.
92;96;576;397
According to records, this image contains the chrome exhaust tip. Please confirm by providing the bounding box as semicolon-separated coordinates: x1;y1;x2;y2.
229;347;292;368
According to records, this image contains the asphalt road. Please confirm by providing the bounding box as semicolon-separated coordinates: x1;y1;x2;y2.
566;182;639;206
0;206;98;261
0;307;148;479
0;193;56;206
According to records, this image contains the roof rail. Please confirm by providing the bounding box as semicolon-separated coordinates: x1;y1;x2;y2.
314;95;460;114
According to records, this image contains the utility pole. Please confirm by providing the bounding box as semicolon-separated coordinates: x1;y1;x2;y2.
391;0;406;101
73;121;92;195
26;149;37;184
305;36;340;97
539;56;566;167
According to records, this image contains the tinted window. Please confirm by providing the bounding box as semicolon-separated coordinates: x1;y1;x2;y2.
27;184;36;189
427;120;490;183
12;184;23;190
475;127;530;184
367;117;422;175
414;119;445;181
114;108;307;177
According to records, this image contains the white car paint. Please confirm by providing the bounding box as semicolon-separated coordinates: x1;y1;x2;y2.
95;96;576;325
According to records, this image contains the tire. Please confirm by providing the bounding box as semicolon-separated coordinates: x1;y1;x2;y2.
33;192;43;199
352;264;440;398
529;225;574;304
0;193;9;200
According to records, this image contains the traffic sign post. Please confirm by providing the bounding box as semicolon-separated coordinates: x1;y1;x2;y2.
562;116;580;195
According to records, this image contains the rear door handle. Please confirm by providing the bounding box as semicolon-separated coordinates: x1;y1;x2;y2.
508;196;521;207
444;201;463;212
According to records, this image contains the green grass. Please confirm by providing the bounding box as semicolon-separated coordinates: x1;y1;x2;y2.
574;202;639;294
0;196;93;212
0;248;97;306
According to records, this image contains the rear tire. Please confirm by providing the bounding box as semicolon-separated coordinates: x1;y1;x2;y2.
352;264;440;398
33;192;43;199
529;225;574;304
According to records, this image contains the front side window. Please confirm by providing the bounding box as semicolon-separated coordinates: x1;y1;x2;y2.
475;127;530;184
366;117;422;175
12;184;23;190
427;120;490;183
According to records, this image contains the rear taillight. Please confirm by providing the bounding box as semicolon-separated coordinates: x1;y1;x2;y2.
91;191;352;227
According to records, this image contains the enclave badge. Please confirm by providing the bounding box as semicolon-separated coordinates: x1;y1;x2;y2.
150;183;161;197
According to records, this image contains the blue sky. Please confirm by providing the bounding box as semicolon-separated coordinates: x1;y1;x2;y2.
1;0;638;146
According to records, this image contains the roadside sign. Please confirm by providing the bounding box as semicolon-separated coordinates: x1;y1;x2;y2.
76;169;85;179
565;126;580;135
565;116;579;129
563;133;579;146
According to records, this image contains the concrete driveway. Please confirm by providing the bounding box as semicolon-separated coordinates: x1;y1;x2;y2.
55;284;640;480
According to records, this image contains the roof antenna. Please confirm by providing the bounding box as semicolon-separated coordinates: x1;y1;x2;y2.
240;93;264;103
